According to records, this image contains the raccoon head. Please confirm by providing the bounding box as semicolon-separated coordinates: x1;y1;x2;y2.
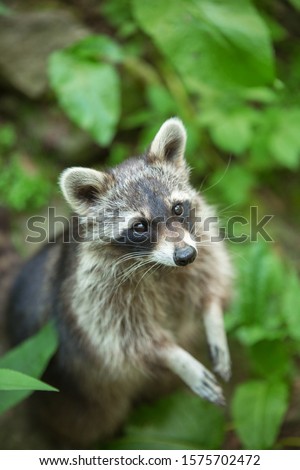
60;118;203;268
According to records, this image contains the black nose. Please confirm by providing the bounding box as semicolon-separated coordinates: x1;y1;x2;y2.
174;246;197;266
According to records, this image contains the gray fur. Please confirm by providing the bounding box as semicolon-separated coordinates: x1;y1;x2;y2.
4;118;233;446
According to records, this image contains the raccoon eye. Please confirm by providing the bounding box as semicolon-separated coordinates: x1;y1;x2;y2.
132;221;148;234
173;203;184;216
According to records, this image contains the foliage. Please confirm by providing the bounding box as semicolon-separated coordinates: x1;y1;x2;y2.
227;241;300;449
0;125;52;212
46;0;300;209
231;380;289;449
0;369;57;392
107;392;225;450
1;0;300;451
48;36;122;146
0;323;58;415
132;0;275;89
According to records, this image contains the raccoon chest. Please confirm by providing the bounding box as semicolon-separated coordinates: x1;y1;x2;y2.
72;283;166;377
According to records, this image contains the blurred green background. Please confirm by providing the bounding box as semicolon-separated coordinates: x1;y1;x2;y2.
1;0;300;450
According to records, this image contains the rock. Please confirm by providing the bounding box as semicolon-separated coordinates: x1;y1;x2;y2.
0;10;90;98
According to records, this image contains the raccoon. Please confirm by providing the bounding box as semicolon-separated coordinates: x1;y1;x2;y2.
4;118;232;446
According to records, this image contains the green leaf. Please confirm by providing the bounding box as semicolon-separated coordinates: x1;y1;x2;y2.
109;392;225;450
0;369;57;392
209;108;258;154
281;270;300;341
0;124;16;151
226;242;286;337
102;0;137;38
68;35;123;64
0;155;52;212
268;108;300;169
289;0;300;10
48;35;121;146
0;323;58;414
235;326;284;346
232;380;289;449
241;87;278;104
132;0;275;90
211;113;253;154
248;340;292;380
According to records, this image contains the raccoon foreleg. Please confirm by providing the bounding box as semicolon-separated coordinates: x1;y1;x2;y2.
203;302;231;382
160;345;225;405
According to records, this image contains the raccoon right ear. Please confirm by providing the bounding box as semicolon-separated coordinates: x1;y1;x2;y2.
59;167;113;215
148;118;187;167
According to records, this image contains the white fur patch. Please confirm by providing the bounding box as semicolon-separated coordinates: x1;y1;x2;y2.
183;231;197;251
151;230;197;267
203;302;231;381
152;239;176;266
170;191;191;203
160;345;225;405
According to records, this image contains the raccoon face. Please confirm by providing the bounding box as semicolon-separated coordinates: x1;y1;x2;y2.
60;118;199;267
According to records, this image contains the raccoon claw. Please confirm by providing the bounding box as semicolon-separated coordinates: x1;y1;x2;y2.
192;369;226;406
210;345;231;382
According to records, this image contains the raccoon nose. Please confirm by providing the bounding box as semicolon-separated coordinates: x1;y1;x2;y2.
174;246;197;266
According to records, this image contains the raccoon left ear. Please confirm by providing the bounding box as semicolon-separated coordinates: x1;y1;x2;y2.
59;167;113;215
148;118;187;166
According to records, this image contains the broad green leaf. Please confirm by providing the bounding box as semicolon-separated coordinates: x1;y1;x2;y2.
48;35;121;146
109;392;225;450
0;369;57;392
248;340;292;380
232;380;289;449
0;322;58;414
132;0;275;90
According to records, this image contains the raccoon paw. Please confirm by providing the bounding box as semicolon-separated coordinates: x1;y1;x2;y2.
210;345;231;382
161;344;226;406
192;368;225;406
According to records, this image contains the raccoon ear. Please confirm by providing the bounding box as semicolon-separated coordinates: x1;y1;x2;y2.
148;118;187;166
59;167;113;214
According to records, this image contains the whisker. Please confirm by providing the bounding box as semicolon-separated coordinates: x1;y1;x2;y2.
201;156;232;195
134;261;160;293
115;258;153;286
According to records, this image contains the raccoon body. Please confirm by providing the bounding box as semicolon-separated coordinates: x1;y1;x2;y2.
5;118;232;446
